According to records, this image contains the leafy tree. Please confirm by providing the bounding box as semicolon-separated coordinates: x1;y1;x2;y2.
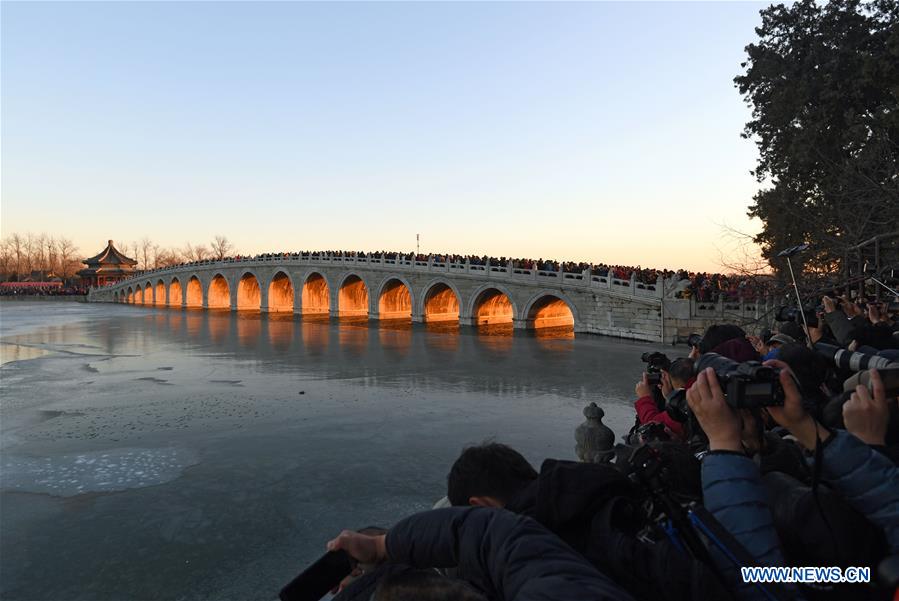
736;0;899;280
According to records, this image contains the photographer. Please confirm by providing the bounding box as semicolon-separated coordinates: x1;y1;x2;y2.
763;361;899;553
444;442;727;601
633;358;695;441
326;506;636;601
842;369;899;465
821;296;899;353
685;367;796;601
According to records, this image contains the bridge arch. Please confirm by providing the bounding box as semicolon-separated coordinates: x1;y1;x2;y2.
377;276;414;321
236;270;262;311
337;272;369;317
302;271;330;315
522;291;578;330
207;273;230;309
135;284;144;304
468;283;518;325
126;286;134;303
155;279;166;306
185;275;203;308
113;291;119;303
169;277;183;306
268;271;295;313
145;281;154;305
420;279;462;323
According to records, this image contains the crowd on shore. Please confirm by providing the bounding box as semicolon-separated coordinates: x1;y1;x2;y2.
101;249;777;302
315;293;899;601
0;282;87;297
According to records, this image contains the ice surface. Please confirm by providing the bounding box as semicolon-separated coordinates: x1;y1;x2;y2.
1;447;198;496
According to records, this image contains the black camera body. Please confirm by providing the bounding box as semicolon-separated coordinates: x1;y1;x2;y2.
696;353;785;409
641;351;672;386
774;305;819;328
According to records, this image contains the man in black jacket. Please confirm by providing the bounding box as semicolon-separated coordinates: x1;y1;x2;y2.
327;506;636;601
445;443;729;601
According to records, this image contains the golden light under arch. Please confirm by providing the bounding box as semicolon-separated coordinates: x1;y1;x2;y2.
154;280;165;306
527;294;575;330
473;288;514;325
378;279;412;321
207;275;230;309
237;273;261;311
423;282;460;323
338;275;368;317
302;273;330;315
186;277;202;308
268;272;294;313
169;278;183;307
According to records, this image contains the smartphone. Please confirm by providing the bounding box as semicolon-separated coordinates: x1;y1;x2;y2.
279;550;354;601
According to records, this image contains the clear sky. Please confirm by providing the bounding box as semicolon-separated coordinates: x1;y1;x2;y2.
2;1;770;272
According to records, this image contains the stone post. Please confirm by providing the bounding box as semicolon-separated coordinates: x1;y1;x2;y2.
575;403;615;463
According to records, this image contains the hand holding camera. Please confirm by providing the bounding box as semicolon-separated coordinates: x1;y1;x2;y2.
685;367;742;452
762;359;832;450
326;529;387;565
635;372;652;398
843;369;891;446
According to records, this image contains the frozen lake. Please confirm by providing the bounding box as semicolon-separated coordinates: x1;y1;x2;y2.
0;300;659;600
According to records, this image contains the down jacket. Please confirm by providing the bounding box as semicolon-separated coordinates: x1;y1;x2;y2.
386;506;635;601
817;430;899;552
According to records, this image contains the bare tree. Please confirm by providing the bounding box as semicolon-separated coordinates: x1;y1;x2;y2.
181;242;209;262
155;247;182;267
138;237;154;270
0;241;11;278
7;233;25;276
55;237;79;279
210;235;233;261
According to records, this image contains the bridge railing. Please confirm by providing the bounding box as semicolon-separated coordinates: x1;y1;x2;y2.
98;254;676;300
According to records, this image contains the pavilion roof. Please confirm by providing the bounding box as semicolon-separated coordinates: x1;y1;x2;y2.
83;240;138;267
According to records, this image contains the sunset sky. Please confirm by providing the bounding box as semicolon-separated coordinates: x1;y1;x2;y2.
2;1;769;272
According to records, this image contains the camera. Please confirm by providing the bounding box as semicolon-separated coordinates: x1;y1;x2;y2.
665;388;690;423
687;333;703;348
279;550;353;601
813;342;899;372
695;353;786;409
624;421;671;446
641;351;671;386
842;366;899;397
774;305;819;328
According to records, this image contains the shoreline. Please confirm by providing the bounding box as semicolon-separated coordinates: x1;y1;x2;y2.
0;296;87;303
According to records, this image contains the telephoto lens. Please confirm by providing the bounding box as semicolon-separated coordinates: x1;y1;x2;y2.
842;367;899;398
814;343;899;372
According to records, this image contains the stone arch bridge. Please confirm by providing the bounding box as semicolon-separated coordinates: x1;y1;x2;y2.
88;254;759;342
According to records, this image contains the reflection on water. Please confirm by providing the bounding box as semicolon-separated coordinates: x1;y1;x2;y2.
208;311;232;345
236;313;262;349
2;304;627;402
266;315;294;352
0;343;51;365
0;301;660;601
339;320;369;358
378;320;412;358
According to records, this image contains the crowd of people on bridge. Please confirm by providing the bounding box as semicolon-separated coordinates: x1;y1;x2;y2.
311;294;899;601
100;249;777;302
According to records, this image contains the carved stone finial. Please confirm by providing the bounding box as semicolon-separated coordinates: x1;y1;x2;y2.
575;402;615;463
